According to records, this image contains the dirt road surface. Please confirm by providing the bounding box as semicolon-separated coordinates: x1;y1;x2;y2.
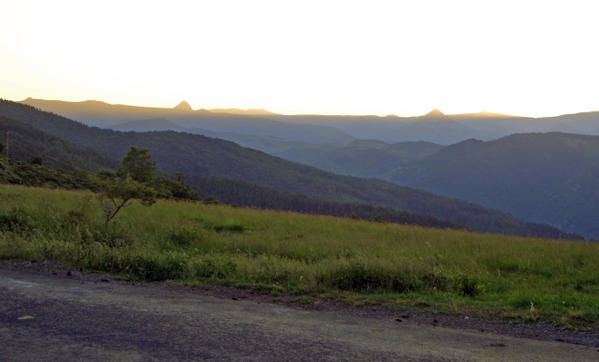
1;263;597;361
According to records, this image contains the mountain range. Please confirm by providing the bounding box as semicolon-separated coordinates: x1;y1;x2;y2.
21;97;599;148
0;98;572;239
20;98;353;145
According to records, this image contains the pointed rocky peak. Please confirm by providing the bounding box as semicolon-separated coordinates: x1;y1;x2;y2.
174;100;193;112
424;109;445;118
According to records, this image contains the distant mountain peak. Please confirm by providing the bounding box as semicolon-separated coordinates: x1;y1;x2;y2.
174;101;193;111
424;109;445;118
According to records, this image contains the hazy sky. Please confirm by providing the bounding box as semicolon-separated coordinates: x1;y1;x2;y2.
2;0;598;116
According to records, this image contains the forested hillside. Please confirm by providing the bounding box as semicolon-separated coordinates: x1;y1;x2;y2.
390;133;599;238
0;116;115;170
274;140;443;179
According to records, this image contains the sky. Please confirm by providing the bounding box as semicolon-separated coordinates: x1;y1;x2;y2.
1;0;598;117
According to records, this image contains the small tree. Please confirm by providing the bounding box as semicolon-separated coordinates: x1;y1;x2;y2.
118;147;156;183
98;176;156;226
168;173;198;200
98;147;158;225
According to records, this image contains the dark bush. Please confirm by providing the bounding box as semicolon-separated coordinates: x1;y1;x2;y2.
327;264;416;293
129;255;187;281
390;275;417;293
456;276;480;297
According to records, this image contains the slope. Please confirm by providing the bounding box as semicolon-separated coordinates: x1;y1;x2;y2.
390;133;599;238
0;116;116;170
274;140;443;179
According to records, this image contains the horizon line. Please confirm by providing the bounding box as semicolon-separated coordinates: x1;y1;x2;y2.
11;96;599;119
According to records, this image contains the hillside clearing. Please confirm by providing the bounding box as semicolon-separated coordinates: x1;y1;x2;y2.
1;185;598;328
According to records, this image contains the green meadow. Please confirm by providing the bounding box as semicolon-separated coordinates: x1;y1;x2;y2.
1;184;598;327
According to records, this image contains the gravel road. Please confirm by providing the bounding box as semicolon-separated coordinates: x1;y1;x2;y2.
0;263;597;361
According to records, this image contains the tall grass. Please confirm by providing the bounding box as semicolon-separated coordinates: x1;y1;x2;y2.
1;184;598;326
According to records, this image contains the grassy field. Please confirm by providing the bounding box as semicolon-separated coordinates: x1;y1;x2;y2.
1;184;599;327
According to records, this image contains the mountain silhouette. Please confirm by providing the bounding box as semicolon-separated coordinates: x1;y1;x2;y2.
424;109;446;118
174;101;193;112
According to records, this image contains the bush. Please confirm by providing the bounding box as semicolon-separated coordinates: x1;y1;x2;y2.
326;263;416;293
455;275;480;297
129;254;188;281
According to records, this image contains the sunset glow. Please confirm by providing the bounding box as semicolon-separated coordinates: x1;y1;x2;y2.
2;0;599;116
